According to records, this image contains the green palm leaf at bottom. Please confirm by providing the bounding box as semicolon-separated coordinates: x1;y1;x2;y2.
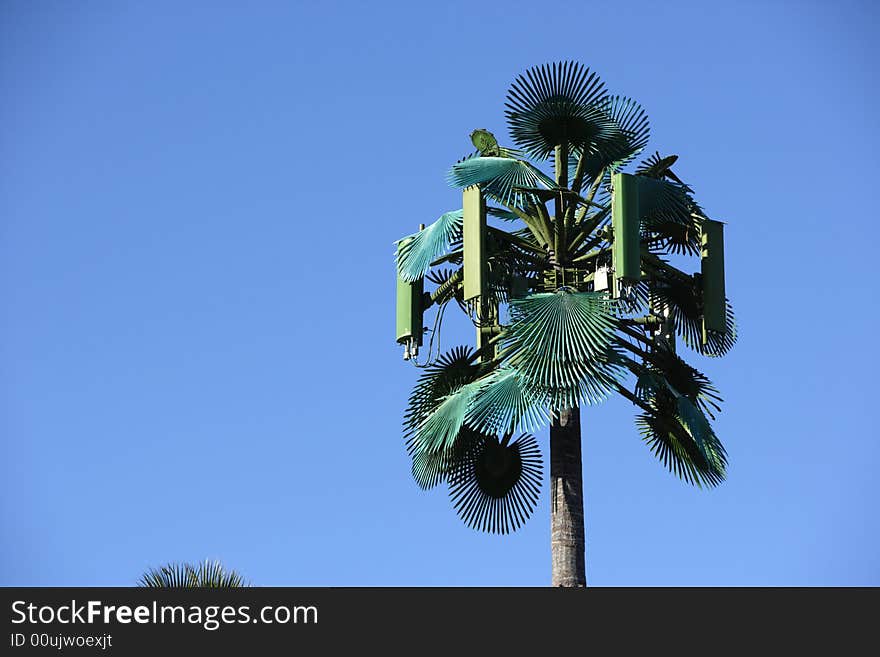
448;433;543;534
403;347;480;489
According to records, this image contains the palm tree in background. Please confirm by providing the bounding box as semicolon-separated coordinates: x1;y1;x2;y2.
138;560;248;587
394;61;736;586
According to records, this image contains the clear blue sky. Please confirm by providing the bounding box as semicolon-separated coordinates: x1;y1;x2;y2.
2;0;877;586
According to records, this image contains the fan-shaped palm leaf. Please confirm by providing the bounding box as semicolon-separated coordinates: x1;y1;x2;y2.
644;214;702;255
635;406;727;488
650;345;723;418
502;289;625;408
413;378;484;457
139;560;247;588
395;210;463;282
687;300;738;357
633;364;726;487
675;395;718;463
638;178;694;229
411;427;481;492
650;278;738;358
635;369;670;402
463;367;550;437
598;95;651;168
448;433;543;534
505;61;612;159
571;95;651;183
447;155;554;208
647;275;702;347
403;346;480;489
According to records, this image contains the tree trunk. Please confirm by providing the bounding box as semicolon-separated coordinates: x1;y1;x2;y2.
550;406;586;587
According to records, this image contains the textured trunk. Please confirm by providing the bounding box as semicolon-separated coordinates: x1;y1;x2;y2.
550;406;586;587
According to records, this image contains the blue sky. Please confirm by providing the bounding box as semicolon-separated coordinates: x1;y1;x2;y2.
2;0;877;586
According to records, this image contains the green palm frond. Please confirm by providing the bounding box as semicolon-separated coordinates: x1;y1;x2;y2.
640;177;693;224
505;61;611;159
448;433;543;534
487;207;521;221
687;299;738;357
411;428;480;493
502;289;625;408
413;378;483;457
447;155;554;208
633;370;727;487
571;95;651;182
403;346;480;489
598;95;651;169
640;185;700;258
676;395;719;463
635;369;670;402
464;367;550;436
635;403;727;488
644;213;702;255
395;210;463;282
138;560;247;588
650;345;723;418
647;275;702;344
646;273;737;358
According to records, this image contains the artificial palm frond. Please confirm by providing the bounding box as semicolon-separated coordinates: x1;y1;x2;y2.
684;299;738;358
597;95;651;169
447;155;554;208
571;95;651;183
632;367;727;487
635;369;669;402
676;395;718;463
487;207;521;222
403;346;480;489
646;275;737;358
647;275;702;344
448;433;543;534
488;225;546;260
635;404;727;488
411;363;549;486
649;344;723;418
138;560;247;588
413;378;483;457
505;61;612;160
395;210;463;282
645;214;702;255
463;367;550;437
640;177;694;225
623;157;697;254
502;289;625;408
411;427;480;492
